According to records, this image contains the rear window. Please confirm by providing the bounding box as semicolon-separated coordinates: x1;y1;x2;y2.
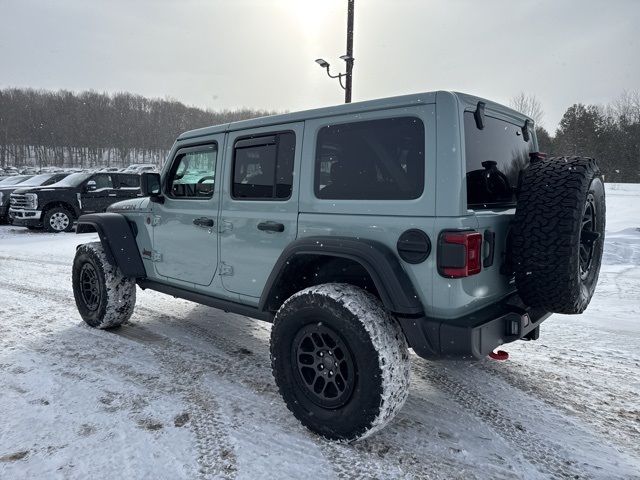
314;117;425;200
464;112;532;208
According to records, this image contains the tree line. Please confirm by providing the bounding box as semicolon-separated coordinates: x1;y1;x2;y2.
511;92;640;183
1;88;638;182
0;88;276;169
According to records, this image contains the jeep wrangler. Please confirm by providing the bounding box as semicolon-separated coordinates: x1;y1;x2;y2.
71;91;605;441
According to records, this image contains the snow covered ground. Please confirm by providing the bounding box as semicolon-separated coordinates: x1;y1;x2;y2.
0;184;638;480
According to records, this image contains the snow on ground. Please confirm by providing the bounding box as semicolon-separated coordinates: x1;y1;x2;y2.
0;184;639;479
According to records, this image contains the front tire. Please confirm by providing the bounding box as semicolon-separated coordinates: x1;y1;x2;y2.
44;206;74;233
270;283;410;441
72;242;136;328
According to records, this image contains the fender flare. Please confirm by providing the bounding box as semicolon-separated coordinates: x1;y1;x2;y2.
259;236;424;316
76;212;146;278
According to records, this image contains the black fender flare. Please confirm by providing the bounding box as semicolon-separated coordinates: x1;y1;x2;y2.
76;212;146;278
259;236;424;316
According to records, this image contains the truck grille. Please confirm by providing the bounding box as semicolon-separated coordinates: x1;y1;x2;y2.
10;193;37;209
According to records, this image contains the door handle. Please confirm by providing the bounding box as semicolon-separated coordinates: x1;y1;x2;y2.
193;217;215;228
257;221;285;233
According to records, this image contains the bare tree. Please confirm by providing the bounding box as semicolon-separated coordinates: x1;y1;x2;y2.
510;93;545;127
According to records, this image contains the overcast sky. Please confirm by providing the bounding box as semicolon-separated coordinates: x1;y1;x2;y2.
1;0;638;131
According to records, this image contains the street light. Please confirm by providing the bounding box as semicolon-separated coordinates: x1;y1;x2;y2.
315;0;355;103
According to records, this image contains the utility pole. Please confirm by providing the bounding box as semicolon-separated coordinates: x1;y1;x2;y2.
344;0;354;103
315;0;355;103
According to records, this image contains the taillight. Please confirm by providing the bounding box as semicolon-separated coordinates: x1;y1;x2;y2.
438;231;483;278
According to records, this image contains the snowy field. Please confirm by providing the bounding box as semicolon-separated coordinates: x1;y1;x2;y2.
0;184;639;480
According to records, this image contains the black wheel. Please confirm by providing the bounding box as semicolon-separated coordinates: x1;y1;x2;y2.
72;242;136;328
512;156;605;314
44;207;73;233
271;283;410;441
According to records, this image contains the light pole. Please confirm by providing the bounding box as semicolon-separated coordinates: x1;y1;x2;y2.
315;0;354;103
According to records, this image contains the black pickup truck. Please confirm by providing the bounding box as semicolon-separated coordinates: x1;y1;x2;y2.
9;172;141;232
0;173;69;223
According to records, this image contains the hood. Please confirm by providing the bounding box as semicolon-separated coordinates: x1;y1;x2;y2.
12;185;75;195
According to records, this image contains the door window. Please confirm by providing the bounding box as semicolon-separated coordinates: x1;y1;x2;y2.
166;145;217;198
90;174;113;190
232;132;295;200
116;174;141;189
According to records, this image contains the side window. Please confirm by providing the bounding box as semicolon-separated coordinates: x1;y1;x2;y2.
117;174;141;189
166;144;217;199
232;132;295;200
314;117;425;200
464;113;532;208
91;174;113;190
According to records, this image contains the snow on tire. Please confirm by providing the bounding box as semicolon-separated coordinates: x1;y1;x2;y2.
72;241;136;329
270;283;410;441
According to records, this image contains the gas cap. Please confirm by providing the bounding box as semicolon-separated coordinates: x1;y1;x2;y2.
397;229;431;264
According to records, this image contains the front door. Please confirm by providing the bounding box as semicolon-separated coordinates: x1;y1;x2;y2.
152;140;221;286
219;123;302;298
81;173;116;213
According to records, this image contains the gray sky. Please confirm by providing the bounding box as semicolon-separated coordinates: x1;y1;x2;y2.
1;0;638;131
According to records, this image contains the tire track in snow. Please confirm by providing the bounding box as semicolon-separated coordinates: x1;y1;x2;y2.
478;358;640;459
0;254;70;267
2;282;238;479
411;359;586;480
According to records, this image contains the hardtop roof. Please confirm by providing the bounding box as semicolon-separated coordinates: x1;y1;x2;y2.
177;90;530;141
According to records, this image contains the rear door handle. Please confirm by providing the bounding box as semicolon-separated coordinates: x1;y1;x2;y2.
193;217;215;228
257;221;285;233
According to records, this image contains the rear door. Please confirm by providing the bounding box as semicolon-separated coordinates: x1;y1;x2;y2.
81;173;115;212
152;140;221;286
464;109;534;301
219;123;302;298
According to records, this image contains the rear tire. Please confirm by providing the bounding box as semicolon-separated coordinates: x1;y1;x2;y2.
270;283;410;441
512;156;605;314
72;242;136;328
44;206;73;233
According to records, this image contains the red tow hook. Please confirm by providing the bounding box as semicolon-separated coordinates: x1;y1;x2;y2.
489;350;509;361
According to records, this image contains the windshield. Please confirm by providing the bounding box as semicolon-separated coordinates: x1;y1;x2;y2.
49;172;92;188
0;175;31;186
11;174;54;187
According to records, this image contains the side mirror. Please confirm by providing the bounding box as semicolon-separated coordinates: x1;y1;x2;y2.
86;180;97;191
140;172;163;202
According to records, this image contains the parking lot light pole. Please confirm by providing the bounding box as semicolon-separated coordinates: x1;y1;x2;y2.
315;0;355;103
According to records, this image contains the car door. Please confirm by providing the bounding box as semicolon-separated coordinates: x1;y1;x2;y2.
152;140;221;286
81;173;115;212
219;123;302;299
113;173;142;200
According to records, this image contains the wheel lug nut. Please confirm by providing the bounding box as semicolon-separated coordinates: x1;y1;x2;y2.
329;371;333;376
319;364;324;370
319;352;324;357
328;350;333;355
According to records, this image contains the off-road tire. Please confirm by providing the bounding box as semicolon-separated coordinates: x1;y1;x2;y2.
270;283;410;441
44;206;74;233
72;242;136;328
512;156;605;314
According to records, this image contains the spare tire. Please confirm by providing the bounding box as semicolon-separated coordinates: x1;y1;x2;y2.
511;156;605;314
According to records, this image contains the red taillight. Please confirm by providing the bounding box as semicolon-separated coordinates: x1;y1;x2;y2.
438;231;483;278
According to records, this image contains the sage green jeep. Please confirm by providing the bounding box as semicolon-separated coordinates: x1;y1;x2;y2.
72;91;605;441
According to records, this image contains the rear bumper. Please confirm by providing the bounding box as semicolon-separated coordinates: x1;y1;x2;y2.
398;295;551;360
9;208;42;226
